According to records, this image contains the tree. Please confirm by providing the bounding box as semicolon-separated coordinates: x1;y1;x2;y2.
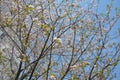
0;0;120;80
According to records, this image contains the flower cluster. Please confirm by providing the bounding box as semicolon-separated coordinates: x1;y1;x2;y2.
53;37;62;45
70;65;77;70
50;75;56;80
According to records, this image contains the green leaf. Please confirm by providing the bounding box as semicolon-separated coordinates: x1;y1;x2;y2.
72;74;80;80
19;54;29;63
50;73;56;77
41;24;51;35
113;62;118;66
25;5;34;13
99;70;103;76
0;51;7;64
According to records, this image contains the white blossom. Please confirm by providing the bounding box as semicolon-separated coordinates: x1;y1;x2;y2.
102;27;108;32
70;65;77;70
33;18;38;22
50;75;56;80
53;37;62;44
28;5;34;8
36;6;41;10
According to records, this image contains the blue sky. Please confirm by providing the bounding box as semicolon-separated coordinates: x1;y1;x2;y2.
57;0;120;79
97;0;120;80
